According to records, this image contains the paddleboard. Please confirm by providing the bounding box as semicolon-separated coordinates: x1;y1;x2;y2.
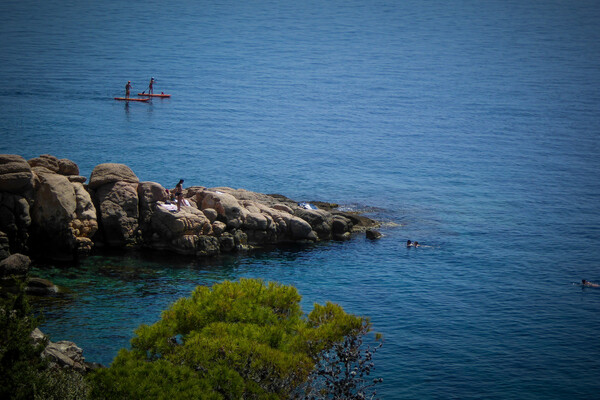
114;97;150;102
137;93;171;98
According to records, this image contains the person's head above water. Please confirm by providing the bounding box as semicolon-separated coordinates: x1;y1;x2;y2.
407;240;412;246
583;279;588;284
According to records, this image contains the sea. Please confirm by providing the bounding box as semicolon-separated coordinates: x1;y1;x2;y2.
1;0;599;398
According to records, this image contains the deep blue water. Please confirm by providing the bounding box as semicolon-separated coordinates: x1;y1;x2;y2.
2;0;600;398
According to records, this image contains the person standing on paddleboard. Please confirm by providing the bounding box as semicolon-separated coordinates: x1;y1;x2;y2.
149;77;155;94
125;81;132;98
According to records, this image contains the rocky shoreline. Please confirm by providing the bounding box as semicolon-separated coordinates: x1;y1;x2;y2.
0;153;379;262
0;153;381;373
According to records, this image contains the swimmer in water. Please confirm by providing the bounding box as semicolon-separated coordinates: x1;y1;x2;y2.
407;240;413;247
582;279;600;288
414;241;420;247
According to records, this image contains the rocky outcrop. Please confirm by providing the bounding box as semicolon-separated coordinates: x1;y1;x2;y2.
1;153;379;260
31;328;96;372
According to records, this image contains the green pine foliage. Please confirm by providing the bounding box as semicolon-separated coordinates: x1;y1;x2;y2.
0;280;48;400
90;278;367;399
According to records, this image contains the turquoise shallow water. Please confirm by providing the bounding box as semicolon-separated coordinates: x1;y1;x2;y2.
2;0;600;398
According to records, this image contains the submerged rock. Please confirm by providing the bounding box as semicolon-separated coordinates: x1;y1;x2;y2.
366;229;383;240
26;277;59;295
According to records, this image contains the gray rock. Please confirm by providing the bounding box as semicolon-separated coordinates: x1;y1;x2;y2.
0;154;34;193
0;253;31;278
245;212;269;231
28;154;60;173
43;341;86;372
219;232;236;252
288;216;313;239
30;327;47;345
295;208;333;240
30;168;97;258
67;175;87;183
212;221;227;236
366;229;383;240
151;203;211;239
202;208;218;223
273;203;294;214
138;182;168;240
95;181;139;246
332;215;351;234
58;158;79;176
334;232;352;241
88;163;139;190
26;277;59;295
232;229;248;250
196;235;220;256
198;190;246;228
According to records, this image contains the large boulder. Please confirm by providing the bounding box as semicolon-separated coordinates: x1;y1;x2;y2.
197;190;247;228
295;208;333;240
88;163;139;190
94;181;139;246
28;154;60;173
0;154;34;193
0;253;31;278
150;203;212;254
58;158;79;176
32;329;92;372
138;182;168;240
43;340;86;372
29;168;93;258
0;191;32;254
195;235;220;256
288;216;314;240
